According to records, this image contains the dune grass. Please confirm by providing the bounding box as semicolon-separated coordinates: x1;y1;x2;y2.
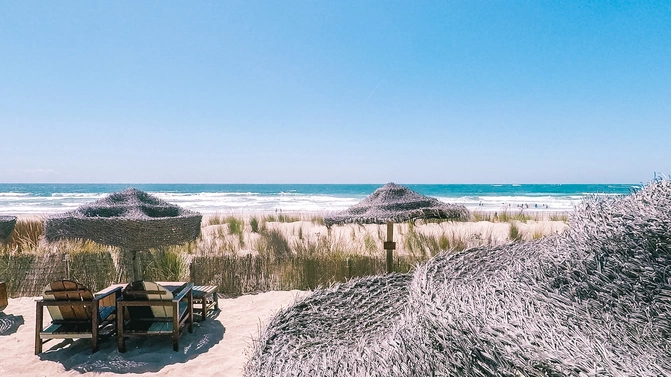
263;213;301;223
471;210;569;223
508;222;522;241
2;218;44;253
0;214;567;297
250;217;260;233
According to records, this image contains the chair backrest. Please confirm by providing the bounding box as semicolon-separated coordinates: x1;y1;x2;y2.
42;280;94;320
123;281;174;318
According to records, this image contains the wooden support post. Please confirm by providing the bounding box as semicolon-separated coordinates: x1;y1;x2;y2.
131;250;143;282
0;281;7;312
35;300;44;354
64;254;70;280
383;221;396;273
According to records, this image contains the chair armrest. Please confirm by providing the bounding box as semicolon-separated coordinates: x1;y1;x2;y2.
172;283;193;302
94;286;123;300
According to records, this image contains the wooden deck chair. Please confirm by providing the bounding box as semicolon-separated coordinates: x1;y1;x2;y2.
35;280;122;354
117;281;193;352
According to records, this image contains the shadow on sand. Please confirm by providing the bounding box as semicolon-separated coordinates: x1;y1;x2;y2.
39;311;225;374
0;313;24;336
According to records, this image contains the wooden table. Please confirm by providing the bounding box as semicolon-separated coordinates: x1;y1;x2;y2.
192;285;219;321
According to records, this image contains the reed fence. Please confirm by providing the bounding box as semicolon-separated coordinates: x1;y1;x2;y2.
0;251;415;297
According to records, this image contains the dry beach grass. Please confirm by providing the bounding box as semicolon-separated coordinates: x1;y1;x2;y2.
0;211;567;297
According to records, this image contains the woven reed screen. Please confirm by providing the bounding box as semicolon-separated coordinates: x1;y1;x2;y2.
0;252;412;298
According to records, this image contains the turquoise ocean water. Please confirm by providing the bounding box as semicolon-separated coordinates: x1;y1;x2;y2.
0;183;639;216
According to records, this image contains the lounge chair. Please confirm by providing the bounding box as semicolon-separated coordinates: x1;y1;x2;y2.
35;280;122;354
117;281;193;352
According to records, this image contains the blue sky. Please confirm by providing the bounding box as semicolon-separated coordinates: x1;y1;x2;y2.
1;1;669;184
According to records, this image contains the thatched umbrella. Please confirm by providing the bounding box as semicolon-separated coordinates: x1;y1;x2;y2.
44;188;202;281
323;183;469;227
325;183;469;273
0;216;17;241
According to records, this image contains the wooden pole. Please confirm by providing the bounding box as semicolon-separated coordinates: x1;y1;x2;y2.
63;254;70;280
384;221;396;273
0;281;7;312
131;250;143;281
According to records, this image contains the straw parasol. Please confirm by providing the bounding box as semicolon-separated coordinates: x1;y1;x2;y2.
0;216;17;241
44;188;202;281
323;183;469;227
325;183;470;273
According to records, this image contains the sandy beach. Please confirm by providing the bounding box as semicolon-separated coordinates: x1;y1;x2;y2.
0;291;306;377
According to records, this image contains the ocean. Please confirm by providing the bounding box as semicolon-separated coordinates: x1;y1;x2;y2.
0;183;640;216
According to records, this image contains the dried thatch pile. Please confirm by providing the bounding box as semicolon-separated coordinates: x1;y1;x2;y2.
0;216;16;240
323;183;470;227
44;188;201;250
245;180;671;376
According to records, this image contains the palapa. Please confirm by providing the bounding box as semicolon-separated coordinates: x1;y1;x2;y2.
0;216;17;240
245;179;671;376
44;188;201;280
323;182;469;227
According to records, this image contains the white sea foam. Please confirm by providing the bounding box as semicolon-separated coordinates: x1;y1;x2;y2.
0;186;625;216
444;195;583;212
0;192;578;216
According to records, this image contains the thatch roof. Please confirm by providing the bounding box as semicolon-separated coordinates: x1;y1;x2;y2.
244;180;671;376
0;216;16;240
323;183;469;227
44;188;202;250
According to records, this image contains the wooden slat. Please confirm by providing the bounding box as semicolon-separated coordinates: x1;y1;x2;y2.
148;322;173;333
41;323;94;337
42;324;63;334
178;302;188;318
192;285;217;298
40;333;94;339
123;320;174;334
43;289;90;296
98;306;115;321
124;290;170;295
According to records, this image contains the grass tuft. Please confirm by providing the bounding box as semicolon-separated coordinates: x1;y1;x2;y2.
257;229;292;260
207;214;224;226
4;218;44;253
226;216;244;236
549;212;569;222
509;222;522;241
250;217;260;233
310;216;325;226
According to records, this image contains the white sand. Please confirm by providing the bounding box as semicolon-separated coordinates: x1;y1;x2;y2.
0;291;306;377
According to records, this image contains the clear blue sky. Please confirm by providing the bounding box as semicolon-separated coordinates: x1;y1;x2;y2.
1;1;669;184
